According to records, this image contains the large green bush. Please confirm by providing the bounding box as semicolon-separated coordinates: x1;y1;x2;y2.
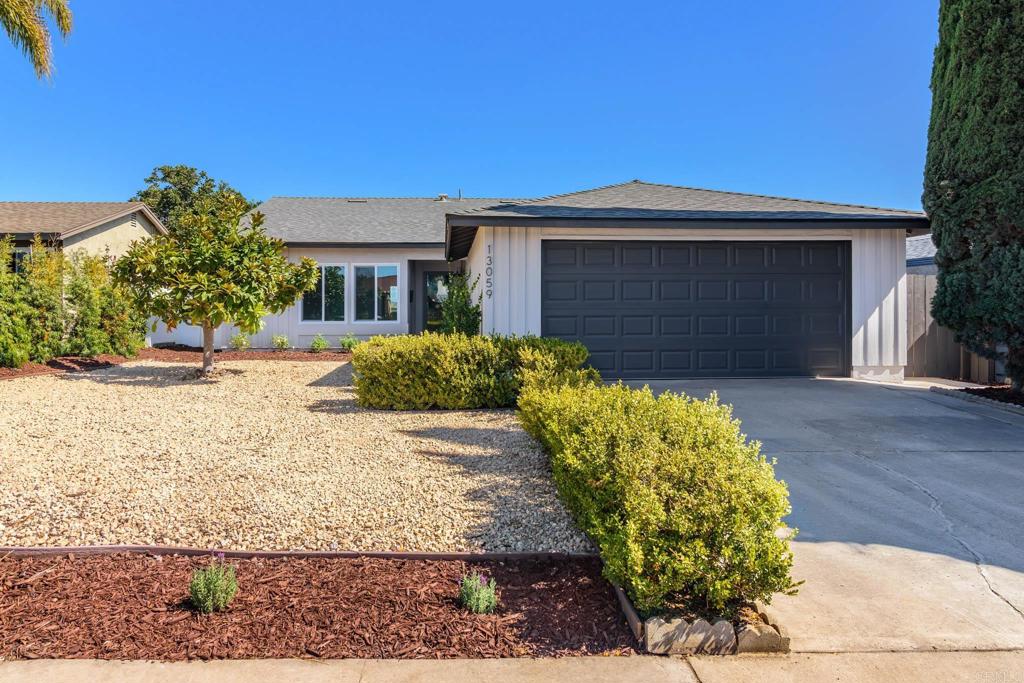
351;333;590;409
518;380;796;613
0;239;145;367
0;237;32;368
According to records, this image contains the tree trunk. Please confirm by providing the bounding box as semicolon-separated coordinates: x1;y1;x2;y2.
202;322;215;375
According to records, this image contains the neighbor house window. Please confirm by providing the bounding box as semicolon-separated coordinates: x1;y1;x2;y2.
9;250;27;274
302;265;346;321
355;264;399;321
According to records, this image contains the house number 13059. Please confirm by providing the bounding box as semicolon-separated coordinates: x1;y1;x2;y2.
484;243;493;299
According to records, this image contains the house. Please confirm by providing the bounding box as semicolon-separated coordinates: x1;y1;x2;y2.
163;180;930;381
0;201;167;266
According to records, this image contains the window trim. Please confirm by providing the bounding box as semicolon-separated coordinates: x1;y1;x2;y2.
353;262;401;323
300;263;347;324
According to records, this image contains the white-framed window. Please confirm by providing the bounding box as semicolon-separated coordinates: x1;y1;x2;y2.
301;264;346;322
9;248;28;274
354;264;399;321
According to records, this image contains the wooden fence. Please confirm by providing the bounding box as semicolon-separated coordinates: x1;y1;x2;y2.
906;273;996;382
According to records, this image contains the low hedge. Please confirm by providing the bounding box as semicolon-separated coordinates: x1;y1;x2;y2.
351;333;590;409
518;379;796;613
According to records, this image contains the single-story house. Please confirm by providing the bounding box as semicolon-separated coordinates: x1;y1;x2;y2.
0;201;167;267
160;180;930;381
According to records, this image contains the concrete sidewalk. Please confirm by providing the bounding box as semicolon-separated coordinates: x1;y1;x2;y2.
2;653;1023;682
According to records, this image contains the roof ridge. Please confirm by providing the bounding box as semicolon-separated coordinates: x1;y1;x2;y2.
628;179;924;216
448;179;924;217
0;200;141;205
446;180;641;216
266;196;525;201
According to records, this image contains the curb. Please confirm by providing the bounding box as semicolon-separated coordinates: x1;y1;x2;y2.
928;386;1024;418
0;544;600;562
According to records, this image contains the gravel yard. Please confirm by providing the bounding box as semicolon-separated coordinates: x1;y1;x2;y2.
0;360;589;553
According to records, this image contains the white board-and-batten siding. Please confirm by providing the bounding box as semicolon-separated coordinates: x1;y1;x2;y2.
466;225;908;380
151;245;446;349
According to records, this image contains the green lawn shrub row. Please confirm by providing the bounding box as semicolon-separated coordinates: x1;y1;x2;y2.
0;236;146;368
518;375;797;614
351;332;590;409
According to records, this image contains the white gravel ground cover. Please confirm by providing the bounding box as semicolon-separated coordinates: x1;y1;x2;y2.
0;360;589;553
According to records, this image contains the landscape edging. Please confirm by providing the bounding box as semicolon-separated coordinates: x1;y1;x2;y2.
0;544;599;562
928;386;1024;417
611;585;790;655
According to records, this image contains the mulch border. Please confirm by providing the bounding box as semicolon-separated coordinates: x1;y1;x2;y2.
0;347;352;382
929;386;1024;418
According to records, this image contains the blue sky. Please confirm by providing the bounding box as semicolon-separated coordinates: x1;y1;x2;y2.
1;1;938;209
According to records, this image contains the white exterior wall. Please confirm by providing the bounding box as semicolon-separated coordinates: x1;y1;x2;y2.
155;246;444;349
470;225;908;380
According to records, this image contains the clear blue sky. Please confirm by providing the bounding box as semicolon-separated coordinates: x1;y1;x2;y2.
1;1;938;209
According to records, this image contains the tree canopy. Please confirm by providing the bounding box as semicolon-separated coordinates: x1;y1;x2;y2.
132;165;258;233
114;194;319;374
0;0;72;78
923;0;1024;389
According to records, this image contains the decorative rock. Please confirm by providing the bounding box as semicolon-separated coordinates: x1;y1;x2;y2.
645;616;737;655
736;619;786;653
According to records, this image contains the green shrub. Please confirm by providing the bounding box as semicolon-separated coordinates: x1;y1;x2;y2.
0;237;31;368
21;237;66;362
189;556;238;614
351;333;590;409
100;282;146;357
229;333;251;351
439;273;482;335
310;333;329;353
272;334;289;350
3;240;144;365
338;333;361;352
459;572;498;614
518;381;796;614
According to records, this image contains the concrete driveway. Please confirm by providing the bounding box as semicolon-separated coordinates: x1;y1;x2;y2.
633;378;1024;653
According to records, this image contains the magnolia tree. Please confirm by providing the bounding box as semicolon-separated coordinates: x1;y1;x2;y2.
115;194;319;375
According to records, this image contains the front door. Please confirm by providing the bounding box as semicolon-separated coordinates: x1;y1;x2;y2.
423;271;451;333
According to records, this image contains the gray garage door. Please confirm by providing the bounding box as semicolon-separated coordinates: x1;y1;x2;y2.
541;240;851;378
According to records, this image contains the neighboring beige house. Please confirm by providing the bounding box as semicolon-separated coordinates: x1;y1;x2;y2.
0;202;167;263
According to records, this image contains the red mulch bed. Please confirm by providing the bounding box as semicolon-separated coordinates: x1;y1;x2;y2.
0;346;352;381
0;554;636;660
962;386;1024;408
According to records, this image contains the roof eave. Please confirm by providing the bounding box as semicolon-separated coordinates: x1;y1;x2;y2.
444;215;931;259
282;241;445;249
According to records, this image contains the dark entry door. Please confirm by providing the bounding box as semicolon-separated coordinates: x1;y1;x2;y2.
423;271;450;333
540;240;851;378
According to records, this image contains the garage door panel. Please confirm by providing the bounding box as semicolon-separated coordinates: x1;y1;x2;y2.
542;241;851;378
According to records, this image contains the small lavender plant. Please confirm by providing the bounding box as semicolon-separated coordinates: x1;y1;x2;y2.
189;552;238;614
459;572;498;614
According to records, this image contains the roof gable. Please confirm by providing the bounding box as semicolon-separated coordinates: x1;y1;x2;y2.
0;202;167;238
448;180;927;222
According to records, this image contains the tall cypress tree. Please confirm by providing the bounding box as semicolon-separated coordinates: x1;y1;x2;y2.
923;0;1024;390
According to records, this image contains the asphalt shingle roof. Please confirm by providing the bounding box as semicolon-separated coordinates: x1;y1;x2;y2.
0;202;152;236
448;180;927;222
254;197;517;244
907;234;936;264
